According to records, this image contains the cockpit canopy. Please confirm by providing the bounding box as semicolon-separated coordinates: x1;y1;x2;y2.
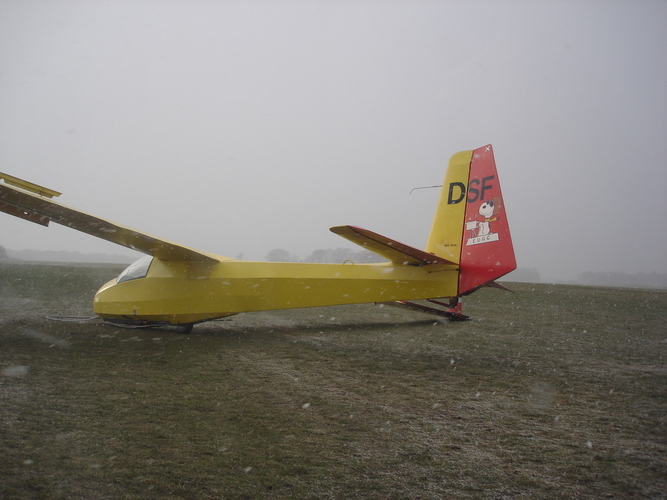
117;255;153;284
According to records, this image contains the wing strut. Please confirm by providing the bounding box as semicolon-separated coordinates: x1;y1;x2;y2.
378;298;469;321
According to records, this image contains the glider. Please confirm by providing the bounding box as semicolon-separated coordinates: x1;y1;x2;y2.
0;145;516;332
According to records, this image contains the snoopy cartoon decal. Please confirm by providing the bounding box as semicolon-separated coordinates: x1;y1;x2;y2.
466;195;503;245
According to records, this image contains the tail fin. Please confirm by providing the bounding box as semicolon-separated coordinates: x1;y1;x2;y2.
425;145;516;295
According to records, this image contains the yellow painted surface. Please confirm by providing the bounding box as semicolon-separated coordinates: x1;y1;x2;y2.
0;172;61;198
424;149;473;263
94;259;459;324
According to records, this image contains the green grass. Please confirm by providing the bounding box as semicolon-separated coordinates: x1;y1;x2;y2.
1;262;666;499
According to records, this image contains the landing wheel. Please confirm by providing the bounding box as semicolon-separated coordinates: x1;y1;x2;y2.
173;323;194;334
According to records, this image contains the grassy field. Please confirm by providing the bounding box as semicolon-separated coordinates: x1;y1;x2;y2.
1;261;665;499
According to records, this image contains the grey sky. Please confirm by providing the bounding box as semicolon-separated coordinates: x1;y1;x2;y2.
1;0;666;282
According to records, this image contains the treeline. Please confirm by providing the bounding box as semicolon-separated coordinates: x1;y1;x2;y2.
0;245;134;264
503;267;540;283
265;247;385;264
577;271;667;289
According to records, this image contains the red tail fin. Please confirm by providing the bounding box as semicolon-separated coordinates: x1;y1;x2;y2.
458;145;516;294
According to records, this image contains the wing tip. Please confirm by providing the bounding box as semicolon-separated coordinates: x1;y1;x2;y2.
0;172;62;199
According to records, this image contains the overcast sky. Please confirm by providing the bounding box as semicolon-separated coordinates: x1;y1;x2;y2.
1;0;666;281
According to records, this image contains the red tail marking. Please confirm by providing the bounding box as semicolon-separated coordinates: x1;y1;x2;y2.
458;145;516;294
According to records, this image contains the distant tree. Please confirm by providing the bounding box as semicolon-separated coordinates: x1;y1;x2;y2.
504;267;540;283
305;249;331;263
303;247;385;264
0;245;7;259
265;248;300;262
349;249;386;263
578;271;667;289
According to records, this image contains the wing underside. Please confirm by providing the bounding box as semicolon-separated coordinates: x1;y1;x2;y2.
0;176;220;262
330;225;456;266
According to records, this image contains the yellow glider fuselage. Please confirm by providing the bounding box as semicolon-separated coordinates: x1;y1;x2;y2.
94;258;459;324
1;144;516;329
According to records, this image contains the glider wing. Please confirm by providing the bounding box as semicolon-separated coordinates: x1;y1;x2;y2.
330;225;456;266
0;175;219;262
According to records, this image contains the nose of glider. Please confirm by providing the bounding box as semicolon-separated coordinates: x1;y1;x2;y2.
93;278;119;317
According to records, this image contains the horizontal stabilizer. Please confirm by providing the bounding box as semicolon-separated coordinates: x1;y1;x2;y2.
459;280;514;296
0;178;220;262
330;225;456;266
484;281;514;293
